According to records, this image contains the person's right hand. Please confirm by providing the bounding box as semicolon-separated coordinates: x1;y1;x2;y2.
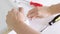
6;7;25;28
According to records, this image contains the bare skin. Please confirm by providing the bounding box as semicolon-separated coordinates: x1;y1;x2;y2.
6;3;60;34
48;3;60;15
27;6;51;18
6;8;41;34
27;3;60;19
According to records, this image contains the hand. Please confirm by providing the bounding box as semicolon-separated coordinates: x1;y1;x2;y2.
27;7;51;19
27;7;40;19
6;8;41;34
6;7;25;28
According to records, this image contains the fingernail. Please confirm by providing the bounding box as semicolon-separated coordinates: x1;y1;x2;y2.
19;7;23;11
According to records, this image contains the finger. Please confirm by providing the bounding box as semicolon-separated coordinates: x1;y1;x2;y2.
28;14;39;20
27;10;37;18
18;7;25;16
11;8;19;16
7;10;16;19
7;11;12;16
7;11;10;15
18;7;24;13
35;15;44;18
31;14;40;19
11;8;18;13
11;8;16;12
27;8;38;17
28;13;37;18
28;8;34;15
27;10;38;17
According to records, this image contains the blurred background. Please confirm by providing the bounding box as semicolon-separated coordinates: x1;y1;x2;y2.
0;0;60;34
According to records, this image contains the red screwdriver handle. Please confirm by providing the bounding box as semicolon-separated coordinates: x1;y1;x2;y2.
30;1;43;7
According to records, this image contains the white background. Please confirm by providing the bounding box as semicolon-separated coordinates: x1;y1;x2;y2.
0;0;60;34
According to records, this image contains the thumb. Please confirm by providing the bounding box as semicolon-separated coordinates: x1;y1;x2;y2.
18;7;24;13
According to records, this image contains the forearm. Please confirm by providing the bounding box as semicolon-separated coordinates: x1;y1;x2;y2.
12;21;41;34
48;3;60;15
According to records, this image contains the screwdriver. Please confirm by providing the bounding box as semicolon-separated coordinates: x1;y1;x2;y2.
40;14;60;32
21;0;43;7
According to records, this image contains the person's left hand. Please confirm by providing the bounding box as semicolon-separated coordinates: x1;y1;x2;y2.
27;7;51;19
27;7;41;19
27;7;44;19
